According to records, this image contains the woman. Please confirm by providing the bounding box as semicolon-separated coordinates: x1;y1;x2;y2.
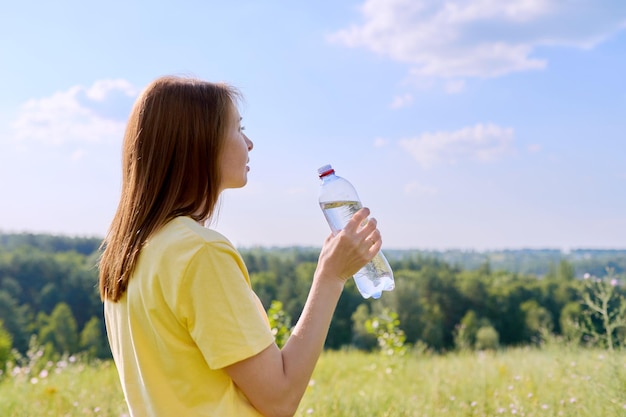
99;75;383;417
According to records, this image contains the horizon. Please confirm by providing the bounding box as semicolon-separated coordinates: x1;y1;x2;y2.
1;1;625;251
1;229;625;254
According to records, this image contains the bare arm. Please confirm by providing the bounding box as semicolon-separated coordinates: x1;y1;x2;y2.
224;208;382;417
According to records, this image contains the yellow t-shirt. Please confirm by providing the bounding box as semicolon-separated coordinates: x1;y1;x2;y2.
105;216;275;417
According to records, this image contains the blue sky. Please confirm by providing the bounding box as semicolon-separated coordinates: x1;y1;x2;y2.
1;0;625;250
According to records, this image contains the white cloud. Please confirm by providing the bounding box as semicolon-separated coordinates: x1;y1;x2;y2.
286;187;307;195
399;123;515;168
70;149;87;161
329;0;626;84
85;79;137;101
404;181;438;195
527;143;543;153
445;79;466;94
374;137;389;147
9;79;137;147
390;93;414;108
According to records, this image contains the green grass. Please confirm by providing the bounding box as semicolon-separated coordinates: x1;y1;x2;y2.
299;347;626;416
0;360;126;417
2;346;626;416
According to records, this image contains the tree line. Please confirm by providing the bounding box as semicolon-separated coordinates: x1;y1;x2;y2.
1;233;625;367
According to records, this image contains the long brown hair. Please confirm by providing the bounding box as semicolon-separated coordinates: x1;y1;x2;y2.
99;76;240;302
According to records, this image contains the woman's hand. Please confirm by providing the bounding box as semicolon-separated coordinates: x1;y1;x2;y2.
224;207;383;417
316;207;382;284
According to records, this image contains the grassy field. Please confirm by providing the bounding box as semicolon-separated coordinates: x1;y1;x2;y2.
1;346;626;416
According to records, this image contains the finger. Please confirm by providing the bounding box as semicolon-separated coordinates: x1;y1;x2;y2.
344;207;370;233
365;229;381;245
370;239;382;254
364;229;381;247
358;217;377;235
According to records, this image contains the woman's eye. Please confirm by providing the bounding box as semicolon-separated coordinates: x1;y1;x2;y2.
240;125;246;132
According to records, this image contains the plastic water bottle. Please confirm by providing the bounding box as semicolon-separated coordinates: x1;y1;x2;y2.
317;164;395;299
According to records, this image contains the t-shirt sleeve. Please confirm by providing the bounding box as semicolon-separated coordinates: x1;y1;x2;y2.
177;241;275;370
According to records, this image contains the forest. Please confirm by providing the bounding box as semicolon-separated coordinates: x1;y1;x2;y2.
1;232;625;366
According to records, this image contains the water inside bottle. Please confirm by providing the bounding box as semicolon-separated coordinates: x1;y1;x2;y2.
352;253;395;299
320;200;362;234
320;200;395;299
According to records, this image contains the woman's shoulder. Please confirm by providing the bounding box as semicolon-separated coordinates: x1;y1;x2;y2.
150;216;233;249
136;216;241;278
